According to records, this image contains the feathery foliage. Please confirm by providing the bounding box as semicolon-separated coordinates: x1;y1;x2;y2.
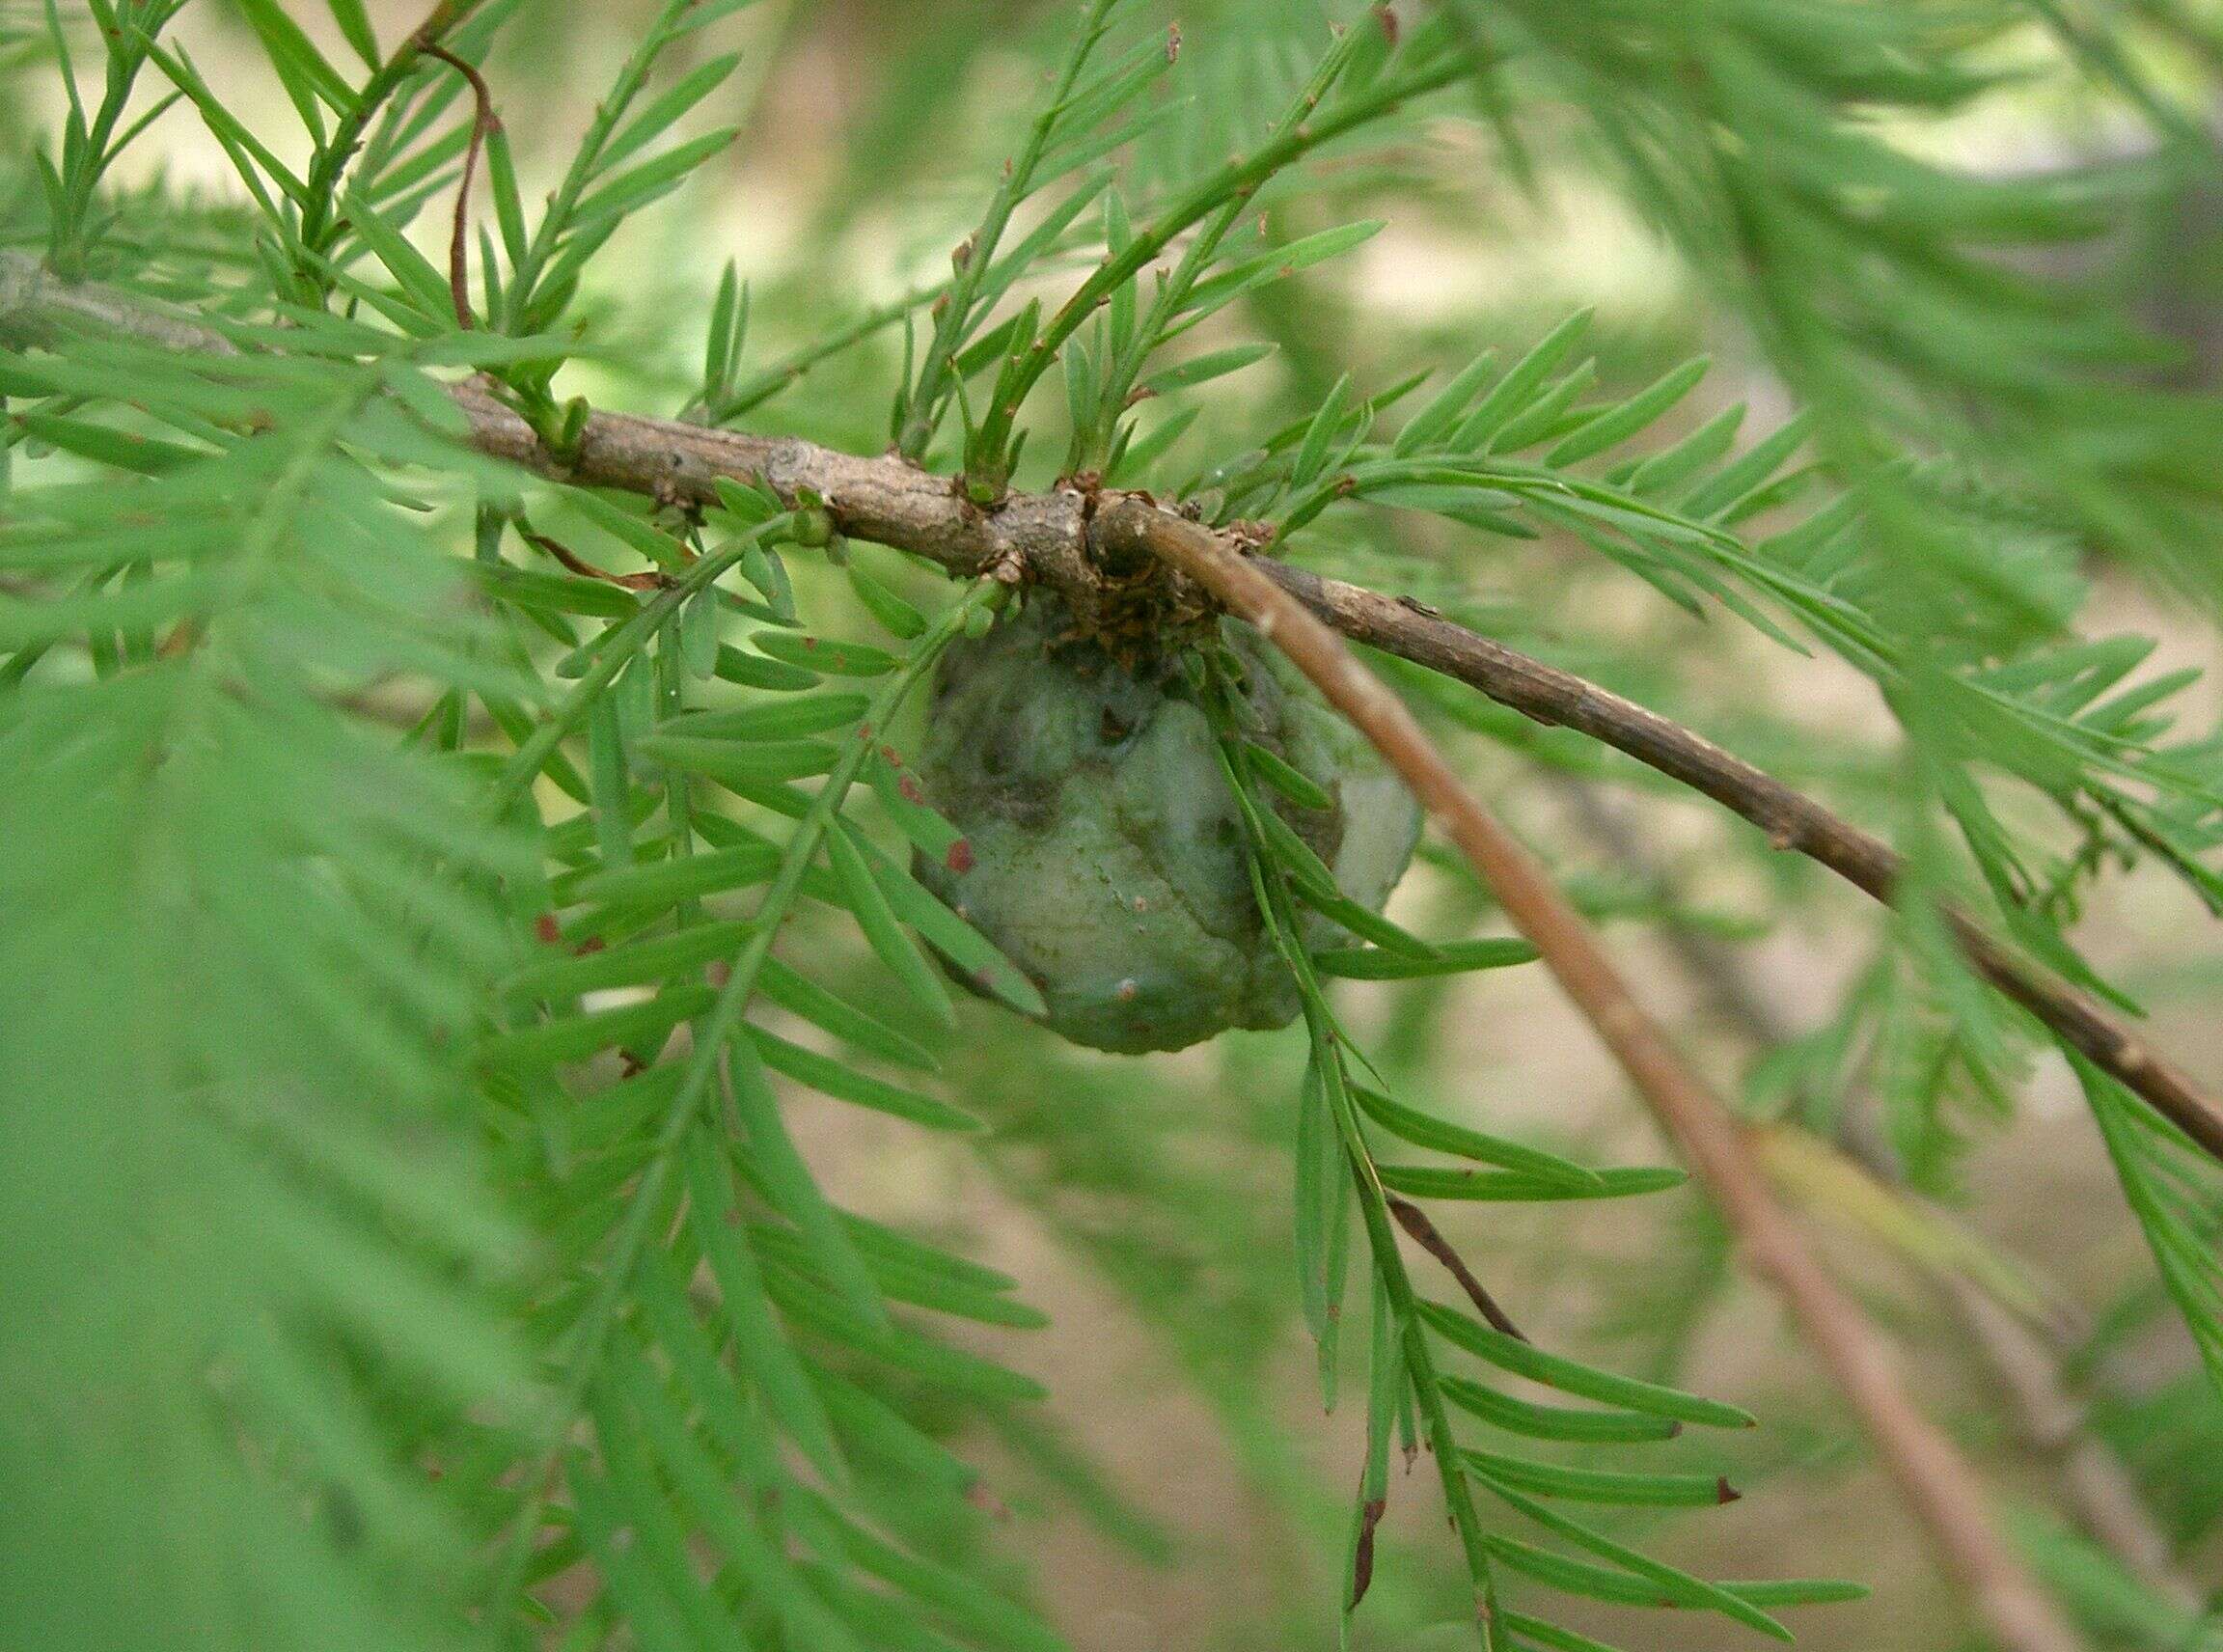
5;1;2223;1649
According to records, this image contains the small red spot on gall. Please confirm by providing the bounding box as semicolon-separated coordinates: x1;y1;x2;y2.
881;745;900;764
576;935;607;955
1715;1475;1742;1504
898;774;925;804
535;914;561;944
706;960;731;988
801;636;818;649
946;840;975;873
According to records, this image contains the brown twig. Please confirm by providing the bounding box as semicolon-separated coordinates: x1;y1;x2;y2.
419;43;500;330
454;379;2223;1167
1103;498;2088;1652
1558;782;2203;1614
1262;563;2223;1170
1;248;2216;1172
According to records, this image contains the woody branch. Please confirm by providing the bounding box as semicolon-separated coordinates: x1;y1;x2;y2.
2;246;2216;1169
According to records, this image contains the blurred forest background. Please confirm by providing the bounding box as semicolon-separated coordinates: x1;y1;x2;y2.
8;2;2223;1649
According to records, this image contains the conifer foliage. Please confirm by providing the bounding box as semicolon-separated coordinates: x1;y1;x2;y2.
4;3;2222;1650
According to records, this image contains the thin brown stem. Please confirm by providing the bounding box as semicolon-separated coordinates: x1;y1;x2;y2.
1561;780;2203;1614
1258;561;2223;1170
420;43;499;330
2;248;2215;1171
298;1;484;263
1103;498;2088;1652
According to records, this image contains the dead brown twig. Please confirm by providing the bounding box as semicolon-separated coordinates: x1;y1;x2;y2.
1558;778;2204;1616
1100;498;2089;1652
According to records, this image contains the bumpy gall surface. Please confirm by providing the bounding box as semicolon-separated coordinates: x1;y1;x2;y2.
914;593;1419;1053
